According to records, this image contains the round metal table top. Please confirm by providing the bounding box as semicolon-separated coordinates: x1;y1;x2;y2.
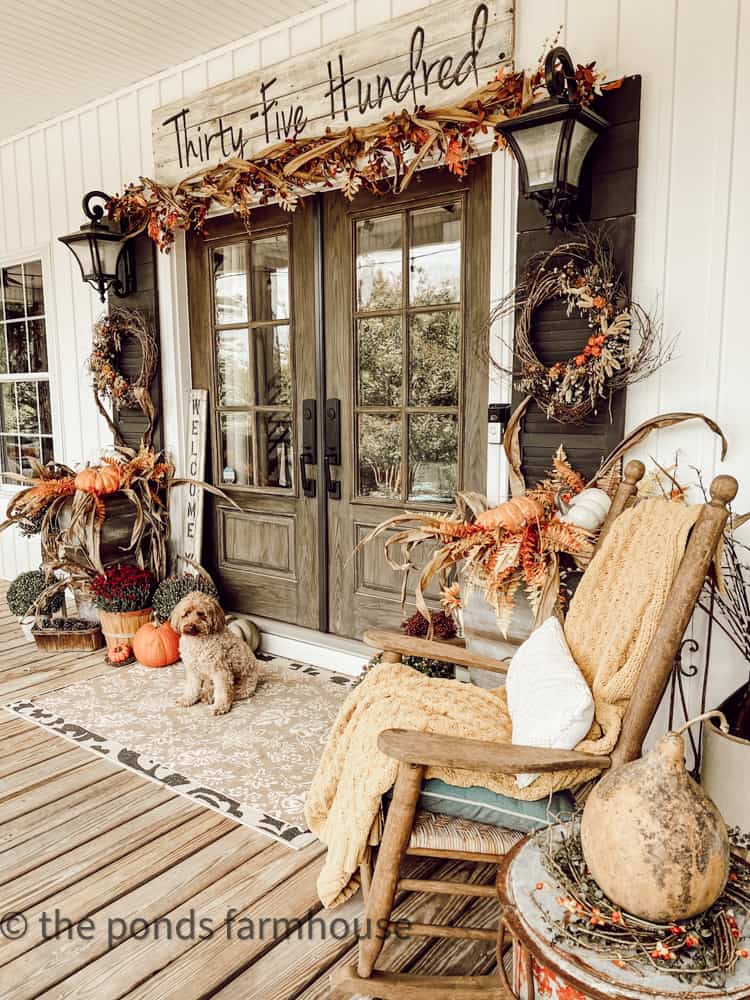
497;825;750;1000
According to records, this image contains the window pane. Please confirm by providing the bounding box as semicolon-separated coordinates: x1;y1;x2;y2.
251;234;289;321
16;381;39;433
356;215;402;311
216;329;251;406
409;310;460;406
19;435;41;476
358;413;402;500
42;436;54;465
408;413;458;503
0;383;16;432
214;245;248;325
357;316;401;406
23;261;44;316
7;321;28;373
255;411;293;488
38;381;52;435
219;412;253;486
0;435;21;477
2;265;24;320
0;330;6;373
28;319;48;372
254;325;291;406
409;204;461;306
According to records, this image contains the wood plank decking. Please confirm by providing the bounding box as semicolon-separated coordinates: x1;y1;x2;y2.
0;583;500;998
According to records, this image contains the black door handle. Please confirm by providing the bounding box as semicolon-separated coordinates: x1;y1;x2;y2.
300;398;317;498
324;399;342;499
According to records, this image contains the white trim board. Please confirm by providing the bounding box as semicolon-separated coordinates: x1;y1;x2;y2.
244;614;370;676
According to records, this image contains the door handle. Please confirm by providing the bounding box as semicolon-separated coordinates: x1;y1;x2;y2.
300;398;317;498
324;399;342;500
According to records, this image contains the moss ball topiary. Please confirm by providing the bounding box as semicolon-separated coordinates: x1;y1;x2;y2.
6;570;64;618
152;573;219;623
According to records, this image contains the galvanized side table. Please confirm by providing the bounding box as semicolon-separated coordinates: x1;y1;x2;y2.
497;831;750;1000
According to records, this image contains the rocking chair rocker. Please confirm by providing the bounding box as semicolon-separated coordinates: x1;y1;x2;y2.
332;463;738;1000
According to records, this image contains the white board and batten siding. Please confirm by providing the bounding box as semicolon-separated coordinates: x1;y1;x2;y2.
0;0;748;724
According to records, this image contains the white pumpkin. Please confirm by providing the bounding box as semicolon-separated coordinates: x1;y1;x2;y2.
560;487;611;531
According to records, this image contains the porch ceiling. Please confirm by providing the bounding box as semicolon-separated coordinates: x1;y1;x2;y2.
0;0;323;143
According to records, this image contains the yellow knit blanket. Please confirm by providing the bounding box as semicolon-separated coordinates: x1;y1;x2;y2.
305;498;700;907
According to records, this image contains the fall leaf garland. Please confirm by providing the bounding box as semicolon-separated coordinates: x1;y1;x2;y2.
106;60;607;252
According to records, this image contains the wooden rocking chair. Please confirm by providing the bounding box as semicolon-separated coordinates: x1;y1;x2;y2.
332;464;738;1000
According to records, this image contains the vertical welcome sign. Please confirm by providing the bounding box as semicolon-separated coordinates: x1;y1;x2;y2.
180;388;208;566
152;0;514;186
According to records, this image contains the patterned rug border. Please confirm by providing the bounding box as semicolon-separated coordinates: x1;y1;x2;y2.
3;659;353;851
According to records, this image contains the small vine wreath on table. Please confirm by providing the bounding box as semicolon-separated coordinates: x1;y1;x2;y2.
489;229;674;424
87;308;158;447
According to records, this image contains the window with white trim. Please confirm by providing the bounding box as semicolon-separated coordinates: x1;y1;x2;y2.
0;259;53;483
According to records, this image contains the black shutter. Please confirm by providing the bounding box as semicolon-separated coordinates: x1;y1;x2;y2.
110;233;162;451
512;75;642;483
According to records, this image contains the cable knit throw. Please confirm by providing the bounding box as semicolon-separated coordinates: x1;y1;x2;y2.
305;498;701;907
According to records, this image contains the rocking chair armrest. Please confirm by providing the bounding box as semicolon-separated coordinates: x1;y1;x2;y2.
378;729;612;775
363;629;513;676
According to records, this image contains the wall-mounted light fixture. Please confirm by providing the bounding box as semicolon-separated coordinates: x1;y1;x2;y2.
58;191;135;302
496;47;608;232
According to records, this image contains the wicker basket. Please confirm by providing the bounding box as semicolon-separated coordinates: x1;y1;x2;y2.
98;608;153;653
32;624;105;652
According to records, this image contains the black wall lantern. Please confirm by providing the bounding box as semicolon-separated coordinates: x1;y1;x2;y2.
58;191;135;302
497;47;608;232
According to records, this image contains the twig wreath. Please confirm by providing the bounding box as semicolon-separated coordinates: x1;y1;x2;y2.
489;230;674;424
106;60;617;251
87;308;158;448
535;820;750;990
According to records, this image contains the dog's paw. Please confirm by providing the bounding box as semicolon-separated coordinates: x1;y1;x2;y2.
176;697;197;708
211;700;232;716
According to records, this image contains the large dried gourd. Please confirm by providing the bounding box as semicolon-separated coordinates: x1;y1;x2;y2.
581;715;730;922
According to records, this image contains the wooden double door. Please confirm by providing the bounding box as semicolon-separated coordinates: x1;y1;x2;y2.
187;161;490;639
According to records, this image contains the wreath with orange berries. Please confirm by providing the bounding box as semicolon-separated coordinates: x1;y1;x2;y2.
488;230;673;423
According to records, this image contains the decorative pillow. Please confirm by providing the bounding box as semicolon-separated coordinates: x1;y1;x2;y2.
506;616;594;789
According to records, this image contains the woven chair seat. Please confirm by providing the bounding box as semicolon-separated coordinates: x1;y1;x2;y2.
408;810;524;856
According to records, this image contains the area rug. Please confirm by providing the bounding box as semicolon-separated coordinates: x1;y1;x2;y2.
4;655;354;849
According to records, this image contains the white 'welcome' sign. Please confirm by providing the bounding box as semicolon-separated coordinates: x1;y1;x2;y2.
152;0;514;185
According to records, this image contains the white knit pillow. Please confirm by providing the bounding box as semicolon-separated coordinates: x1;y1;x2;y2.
506;616;594;789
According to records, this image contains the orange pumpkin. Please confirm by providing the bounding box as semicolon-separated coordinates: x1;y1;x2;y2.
133;621;180;668
108;642;131;664
475;496;544;532
74;464;122;496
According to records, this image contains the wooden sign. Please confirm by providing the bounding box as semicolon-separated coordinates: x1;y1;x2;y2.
179;388;208;566
152;0;514;185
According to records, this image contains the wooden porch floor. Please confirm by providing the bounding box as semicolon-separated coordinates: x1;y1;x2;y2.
0;582;499;999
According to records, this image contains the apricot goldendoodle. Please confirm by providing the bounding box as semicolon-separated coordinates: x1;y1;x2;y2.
170;592;259;715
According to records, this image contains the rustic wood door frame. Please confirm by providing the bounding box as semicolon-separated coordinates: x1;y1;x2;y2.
323;160;491;639
186;203;321;628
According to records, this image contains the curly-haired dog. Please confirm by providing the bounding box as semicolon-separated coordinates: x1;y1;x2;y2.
171;592;258;715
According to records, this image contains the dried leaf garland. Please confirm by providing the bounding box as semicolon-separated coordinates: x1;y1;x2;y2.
106;61;609;252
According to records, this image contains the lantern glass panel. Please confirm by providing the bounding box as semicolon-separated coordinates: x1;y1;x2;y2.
511;120;565;189
96;236;126;278
564;120;599;188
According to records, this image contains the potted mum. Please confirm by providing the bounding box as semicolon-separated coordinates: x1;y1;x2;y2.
90;564;155;659
6;569;64;640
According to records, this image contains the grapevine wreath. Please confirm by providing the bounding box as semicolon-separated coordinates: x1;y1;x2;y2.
489;229;674;423
87;308;158;446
